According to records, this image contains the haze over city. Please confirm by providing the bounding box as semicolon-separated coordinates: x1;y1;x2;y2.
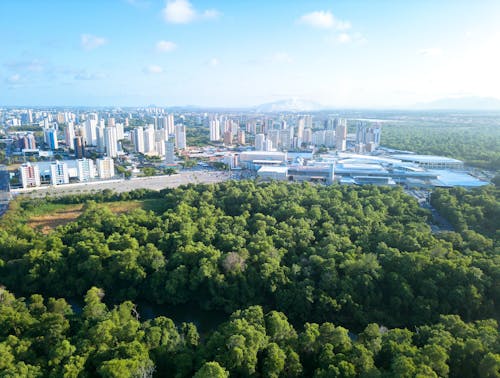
2;0;500;108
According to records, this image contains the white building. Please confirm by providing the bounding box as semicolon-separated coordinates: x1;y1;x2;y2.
255;133;265;151
96;157;115;179
210;119;220;141
77;158;95;182
104;126;118;158
65;122;75;150
19;163;41;188
335;119;347;151
50;161;70;185
85;117;98;146
175;124;186;149
144;125;155;154
132;127;145;153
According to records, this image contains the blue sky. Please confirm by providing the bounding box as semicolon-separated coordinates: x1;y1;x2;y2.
1;0;500;107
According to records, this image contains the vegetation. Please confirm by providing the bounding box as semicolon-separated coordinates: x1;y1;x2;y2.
431;185;500;241
0;181;498;376
382;118;500;171
186;126;210;146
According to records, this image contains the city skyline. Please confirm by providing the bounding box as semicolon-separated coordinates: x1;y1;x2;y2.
2;0;500;108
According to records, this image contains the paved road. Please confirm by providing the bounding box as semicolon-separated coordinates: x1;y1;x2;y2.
12;171;232;198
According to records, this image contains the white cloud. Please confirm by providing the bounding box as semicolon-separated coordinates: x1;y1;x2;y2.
298;10;351;30
162;0;220;24
418;48;443;57
6;74;21;83
208;58;219;67
81;34;107;50
337;33;352;44
271;52;293;64
144;65;164;74
156;40;177;52
74;71;106;80
202;9;221;19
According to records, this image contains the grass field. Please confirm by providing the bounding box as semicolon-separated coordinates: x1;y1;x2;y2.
24;199;166;234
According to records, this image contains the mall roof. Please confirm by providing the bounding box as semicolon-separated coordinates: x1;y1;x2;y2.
391;154;463;164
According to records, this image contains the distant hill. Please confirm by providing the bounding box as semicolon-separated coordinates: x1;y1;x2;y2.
255;98;324;112
415;96;500;110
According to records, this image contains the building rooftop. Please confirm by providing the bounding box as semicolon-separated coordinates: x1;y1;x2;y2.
391;154;463;164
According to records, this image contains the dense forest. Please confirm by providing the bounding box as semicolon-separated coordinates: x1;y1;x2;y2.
0;181;499;376
381;121;500;171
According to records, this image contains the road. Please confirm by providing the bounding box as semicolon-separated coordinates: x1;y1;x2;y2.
11;171;232;198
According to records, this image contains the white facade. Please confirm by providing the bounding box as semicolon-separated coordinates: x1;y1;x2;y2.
132;127;145;153
104;126;118;158
85;118;98;146
255;133;265;151
65;122;75;150
210;119;220;141
77;158;95;182
50;161;70;185
96;157;115;179
144;125;155;154
175;124;186;149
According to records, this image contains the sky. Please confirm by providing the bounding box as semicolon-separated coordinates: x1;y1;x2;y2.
1;0;500;108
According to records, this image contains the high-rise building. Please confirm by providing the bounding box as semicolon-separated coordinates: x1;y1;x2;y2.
20;133;36;150
74;136;85;159
223;130;232;146
77;158;95;182
312;130;326;146
96;157;115;179
65;122;75;150
132;127;145;153
50;161;69;185
237;130;245;145
325;130;336;148
302;128;312;144
209;119;220;141
108;117;115;127
335;118;347;151
144;125;155;153
174;124;186;149
44;128;58;150
104;126;118;157
115;123;124;140
255;133;265;151
165;141;175;164
279;129;292;150
85;117;98;146
356;122;381;150
19;163;41;188
166;114;175;135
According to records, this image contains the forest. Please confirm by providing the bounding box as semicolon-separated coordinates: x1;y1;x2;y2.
381;119;500;171
0;181;499;377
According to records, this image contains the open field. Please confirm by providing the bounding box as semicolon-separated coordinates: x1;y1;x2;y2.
25;199;164;233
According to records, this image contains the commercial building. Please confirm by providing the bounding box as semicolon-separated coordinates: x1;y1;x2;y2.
391;154;464;169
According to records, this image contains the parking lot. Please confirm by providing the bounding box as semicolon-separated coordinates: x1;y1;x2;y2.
12;171;232;198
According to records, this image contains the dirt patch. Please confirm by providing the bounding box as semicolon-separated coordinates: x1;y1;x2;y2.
27;201;145;234
28;205;84;234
